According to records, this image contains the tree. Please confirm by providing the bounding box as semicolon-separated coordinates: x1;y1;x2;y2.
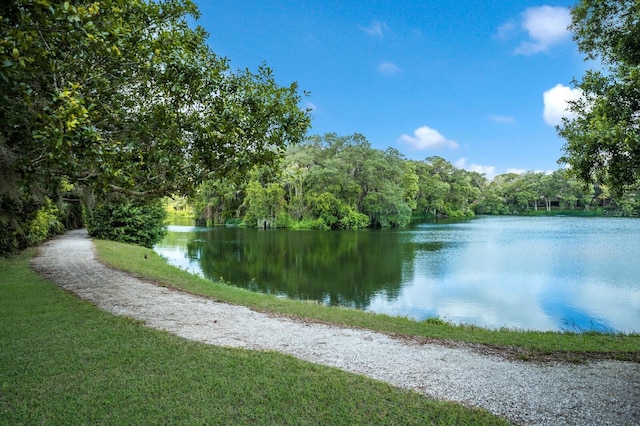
414;157;481;218
280;161;308;221
614;183;640;216
502;173;535;213
191;177;245;226
0;0;310;250
558;0;640;194
478;173;528;214
414;159;449;218
243;179;287;228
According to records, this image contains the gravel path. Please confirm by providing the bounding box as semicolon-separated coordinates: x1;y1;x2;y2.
31;229;639;425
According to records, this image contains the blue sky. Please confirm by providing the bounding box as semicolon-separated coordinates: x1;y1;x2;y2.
192;1;586;178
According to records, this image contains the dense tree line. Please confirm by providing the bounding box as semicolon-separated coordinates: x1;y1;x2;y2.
475;171;640;215
190;133;640;229
190;133;479;229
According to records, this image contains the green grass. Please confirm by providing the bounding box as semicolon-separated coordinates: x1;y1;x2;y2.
95;239;640;361
1;250;507;425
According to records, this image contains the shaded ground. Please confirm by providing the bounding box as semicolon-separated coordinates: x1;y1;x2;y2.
31;230;640;426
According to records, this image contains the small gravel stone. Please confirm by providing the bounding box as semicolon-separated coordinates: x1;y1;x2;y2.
31;229;640;426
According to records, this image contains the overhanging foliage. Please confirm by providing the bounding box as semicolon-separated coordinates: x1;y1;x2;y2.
0;0;310;253
559;0;640;194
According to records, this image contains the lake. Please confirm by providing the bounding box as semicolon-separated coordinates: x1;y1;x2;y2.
154;216;640;333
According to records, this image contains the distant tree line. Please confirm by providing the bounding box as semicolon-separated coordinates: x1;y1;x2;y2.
189;133;640;229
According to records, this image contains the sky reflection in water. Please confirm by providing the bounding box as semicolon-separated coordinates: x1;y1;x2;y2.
156;217;640;333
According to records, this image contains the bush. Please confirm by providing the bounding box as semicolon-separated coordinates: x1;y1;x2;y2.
0;219;20;255
290;218;330;230
274;212;292;228
0;197;65;256
87;199;167;248
339;208;371;229
24;199;64;246
224;218;243;227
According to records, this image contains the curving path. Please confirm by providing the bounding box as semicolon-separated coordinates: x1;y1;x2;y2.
31;229;639;426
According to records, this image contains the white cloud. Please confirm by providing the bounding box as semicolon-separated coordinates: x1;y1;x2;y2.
304;101;317;112
359;20;390;38
378;61;402;75
515;6;571;55
506;168;527;175
506;167;553;175
398;126;458;150
455;158;496;179
489;115;515;125
543;84;583;126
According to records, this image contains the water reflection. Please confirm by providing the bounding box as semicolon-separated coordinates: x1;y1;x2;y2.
155;217;640;333
179;228;412;308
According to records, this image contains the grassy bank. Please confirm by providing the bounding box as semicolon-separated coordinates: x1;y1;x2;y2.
1;250;506;425
95;239;640;362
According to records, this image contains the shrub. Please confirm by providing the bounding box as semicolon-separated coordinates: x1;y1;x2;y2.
87;199;167;248
0;219;19;255
0;197;64;256
339;208;371;229
274;211;292;228
24;199;64;246
290;218;330;230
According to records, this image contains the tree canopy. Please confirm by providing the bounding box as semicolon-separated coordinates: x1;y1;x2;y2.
558;0;640;193
0;0;310;252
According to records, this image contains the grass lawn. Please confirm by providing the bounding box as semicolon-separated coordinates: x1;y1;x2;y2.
95;239;640;362
1;249;508;425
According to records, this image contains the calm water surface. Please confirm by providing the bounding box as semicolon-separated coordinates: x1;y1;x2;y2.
155;216;640;333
